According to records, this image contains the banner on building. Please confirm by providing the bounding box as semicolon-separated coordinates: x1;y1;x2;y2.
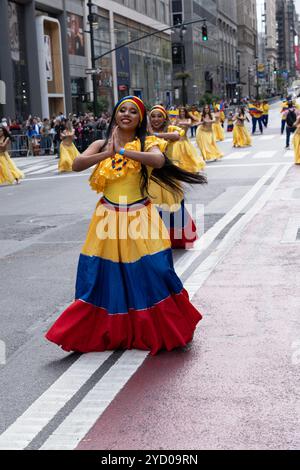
44;35;53;81
67;13;84;56
116;47;130;89
8;1;20;62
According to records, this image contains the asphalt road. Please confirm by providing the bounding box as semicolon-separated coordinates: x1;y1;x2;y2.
0;100;295;449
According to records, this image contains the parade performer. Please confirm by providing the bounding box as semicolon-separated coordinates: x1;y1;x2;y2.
293;114;300;164
58;121;79;172
280;99;288;135
196;105;224;162
166;106;206;173
249;100;264;134
0;126;24;185
46;96;206;355
188;105;201;138
233;107;252;148
148;104;203;248
212;106;225;141
227;112;234;132
262;100;270;128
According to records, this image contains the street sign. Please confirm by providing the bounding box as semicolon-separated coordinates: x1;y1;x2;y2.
85;68;102;75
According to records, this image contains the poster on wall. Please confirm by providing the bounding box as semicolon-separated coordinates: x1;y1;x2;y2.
44;35;53;81
8;1;20;62
67;13;85;56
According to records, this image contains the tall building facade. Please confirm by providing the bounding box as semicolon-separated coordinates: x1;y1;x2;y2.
237;0;258;98
0;0;173;119
171;0;220;104
256;0;277;96
217;0;238;101
276;0;297;84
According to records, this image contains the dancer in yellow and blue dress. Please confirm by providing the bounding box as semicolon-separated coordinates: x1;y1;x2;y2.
293;114;300;165
196;105;224;161
148;104;205;248
58;121;79;172
46;96;206;355
212;106;225;142
233;107;252;148
0;126;24;185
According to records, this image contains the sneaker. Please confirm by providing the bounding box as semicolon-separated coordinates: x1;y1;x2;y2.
285;146;290;149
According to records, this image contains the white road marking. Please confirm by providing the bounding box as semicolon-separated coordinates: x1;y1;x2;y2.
40;351;148;450
23;163;52;174
260;135;277;141
252;150;278;159
281;218;300;243
185;163;292;297
0;352;113;450
207;162;288;169
223;151;251;160
175;165;281;277
284;150;294;158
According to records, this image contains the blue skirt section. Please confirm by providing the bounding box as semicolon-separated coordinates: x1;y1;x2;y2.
75;249;183;314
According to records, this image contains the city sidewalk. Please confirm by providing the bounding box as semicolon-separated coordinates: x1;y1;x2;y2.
77;165;300;450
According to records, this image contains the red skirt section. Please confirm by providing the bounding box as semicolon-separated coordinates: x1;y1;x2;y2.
169;218;198;249
46;290;202;356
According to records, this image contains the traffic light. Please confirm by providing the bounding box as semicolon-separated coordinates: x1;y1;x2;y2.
202;24;208;41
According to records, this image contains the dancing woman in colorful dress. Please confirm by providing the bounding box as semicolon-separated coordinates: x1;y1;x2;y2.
293;114;300;165
212;106;225;142
0;126;24;185
58;121;79;172
46;96;206;355
196;105;224;162
148;104;204;248
233;108;252;148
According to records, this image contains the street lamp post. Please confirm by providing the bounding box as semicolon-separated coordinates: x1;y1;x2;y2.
255;58;260;100
179;25;187;106
248;66;251;98
237;51;241;103
87;1;98;116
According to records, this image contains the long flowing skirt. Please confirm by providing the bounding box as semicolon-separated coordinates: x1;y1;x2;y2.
4;152;24;180
212;122;225;141
58;142;78;172
293;132;300;164
46;197;202;355
233;125;252;148
167;137;205;173
0;152;19;185
196;128;224;161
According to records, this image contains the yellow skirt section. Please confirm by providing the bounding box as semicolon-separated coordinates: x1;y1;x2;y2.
148;179;183;210
293;132;300;164
196;128;224;161
233;125;252;147
82;198;171;263
0;152;24;185
212;122;225;141
167;137;205;173
58;142;78;172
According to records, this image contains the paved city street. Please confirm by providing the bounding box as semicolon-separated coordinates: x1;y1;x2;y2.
1;101;300;450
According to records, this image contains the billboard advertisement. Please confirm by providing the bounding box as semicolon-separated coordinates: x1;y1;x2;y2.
67;13;85;56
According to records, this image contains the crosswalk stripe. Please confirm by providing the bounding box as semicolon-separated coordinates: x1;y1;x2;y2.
23;163;52;174
260;135;276;141
284;150;294;158
252;150;278;159
29;164;58;175
223;151;251;160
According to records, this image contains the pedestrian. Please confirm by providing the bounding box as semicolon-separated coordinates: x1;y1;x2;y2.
284;101;298;150
233;107;252;148
280;99;288;134
40;118;52;155
53;119;65;158
45;95;205;355
196;105;224;162
212;106;225;142
0;126;24;185
58;120;79;172
148;104;202;248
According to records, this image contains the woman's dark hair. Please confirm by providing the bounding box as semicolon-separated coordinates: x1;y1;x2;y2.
0;125;11;140
99;101;207;197
178;106;189;119
201;105;213;121
238;107;245;117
